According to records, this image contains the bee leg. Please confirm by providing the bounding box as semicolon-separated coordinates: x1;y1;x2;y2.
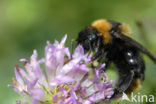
126;57;145;94
91;36;103;60
91;51;102;60
112;70;134;98
88;40;93;52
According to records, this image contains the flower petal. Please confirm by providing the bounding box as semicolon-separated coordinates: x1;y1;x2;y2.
30;88;44;100
60;34;67;46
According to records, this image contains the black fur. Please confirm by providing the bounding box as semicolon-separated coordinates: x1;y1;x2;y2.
77;20;156;97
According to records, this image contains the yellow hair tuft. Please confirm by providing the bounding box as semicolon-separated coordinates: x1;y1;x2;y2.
91;19;112;44
120;24;131;35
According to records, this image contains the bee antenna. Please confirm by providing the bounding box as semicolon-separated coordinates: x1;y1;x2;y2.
71;39;76;59
88;40;93;52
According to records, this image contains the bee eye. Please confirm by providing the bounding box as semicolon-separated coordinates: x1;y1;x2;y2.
88;34;96;41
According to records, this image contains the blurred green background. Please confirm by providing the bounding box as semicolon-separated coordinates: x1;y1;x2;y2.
0;0;156;104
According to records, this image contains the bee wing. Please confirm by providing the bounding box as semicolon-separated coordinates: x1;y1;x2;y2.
113;32;156;63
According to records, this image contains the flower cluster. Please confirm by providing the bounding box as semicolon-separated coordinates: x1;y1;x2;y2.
9;35;114;104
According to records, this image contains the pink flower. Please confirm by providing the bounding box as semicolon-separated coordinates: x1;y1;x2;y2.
9;35;114;104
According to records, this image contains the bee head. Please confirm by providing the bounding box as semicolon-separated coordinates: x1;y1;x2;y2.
77;26;99;51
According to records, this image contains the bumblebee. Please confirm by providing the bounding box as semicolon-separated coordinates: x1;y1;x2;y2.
77;19;156;97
